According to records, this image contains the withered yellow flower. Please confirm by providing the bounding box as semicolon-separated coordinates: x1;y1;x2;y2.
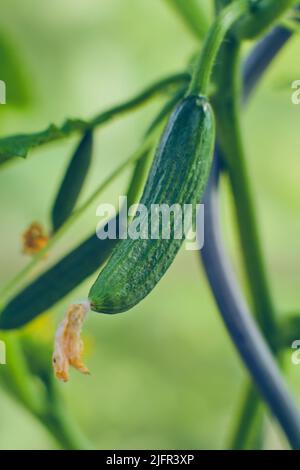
22;222;49;256
53;302;90;382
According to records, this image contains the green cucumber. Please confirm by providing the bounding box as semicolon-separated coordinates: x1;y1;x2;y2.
89;95;215;314
52;130;93;232
0;89;187;330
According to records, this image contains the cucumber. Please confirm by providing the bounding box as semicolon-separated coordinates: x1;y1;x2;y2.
0;89;187;330
89;95;215;314
52;130;93;232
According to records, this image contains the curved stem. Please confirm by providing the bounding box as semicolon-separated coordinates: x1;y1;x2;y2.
188;0;247;95
229;384;263;449
230;24;296;447
90;73;189;127
214;37;278;347
37;409;91;450
242;25;293;102
1;334;42;415
37;382;92;450
200;159;300;449
201;20;298;448
1;334;91;449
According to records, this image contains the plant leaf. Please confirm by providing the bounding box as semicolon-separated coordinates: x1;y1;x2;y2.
0;119;88;164
51;130;93;232
0;73;189;165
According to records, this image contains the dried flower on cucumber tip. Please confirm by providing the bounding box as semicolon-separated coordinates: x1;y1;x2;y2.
52;300;90;382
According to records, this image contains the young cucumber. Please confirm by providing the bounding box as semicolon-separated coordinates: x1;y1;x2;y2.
89;95;215;313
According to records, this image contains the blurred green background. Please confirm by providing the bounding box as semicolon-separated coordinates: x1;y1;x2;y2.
0;0;300;450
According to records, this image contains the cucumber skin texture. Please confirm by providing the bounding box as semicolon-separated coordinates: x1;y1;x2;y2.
89;95;215;314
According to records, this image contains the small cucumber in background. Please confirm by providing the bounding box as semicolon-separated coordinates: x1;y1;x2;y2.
89;95;215;314
52;130;93;232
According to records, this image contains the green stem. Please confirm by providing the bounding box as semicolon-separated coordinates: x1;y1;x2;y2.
2;334;42;415
229;384;263;449
214;38;278;346
188;0;247;96
215;0;300;451
38;408;91;450
1;334;91;449
91;73;189;127
214;37;282;448
37;382;92;450
164;0;210;39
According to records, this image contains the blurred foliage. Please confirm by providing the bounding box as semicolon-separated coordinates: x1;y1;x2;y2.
0;0;299;450
0;31;30;107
